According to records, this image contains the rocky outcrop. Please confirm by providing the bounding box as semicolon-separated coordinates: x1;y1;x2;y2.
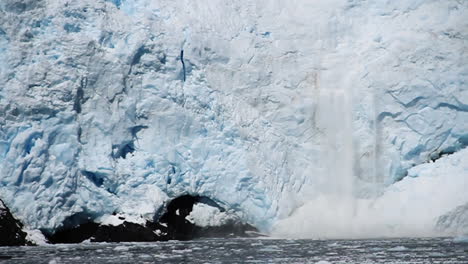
46;220;165;243
45;219;257;244
45;195;259;243
0;199;27;246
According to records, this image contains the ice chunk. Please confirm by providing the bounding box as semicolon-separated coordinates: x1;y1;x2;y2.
186;203;237;227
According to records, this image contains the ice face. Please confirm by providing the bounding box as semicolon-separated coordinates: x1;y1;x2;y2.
0;0;467;236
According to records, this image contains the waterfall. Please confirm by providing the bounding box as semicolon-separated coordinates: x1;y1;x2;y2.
317;88;355;199
315;77;358;228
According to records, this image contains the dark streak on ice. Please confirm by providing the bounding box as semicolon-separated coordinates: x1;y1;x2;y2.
180;50;186;82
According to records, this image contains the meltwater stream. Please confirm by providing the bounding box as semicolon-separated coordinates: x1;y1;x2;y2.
1;238;467;264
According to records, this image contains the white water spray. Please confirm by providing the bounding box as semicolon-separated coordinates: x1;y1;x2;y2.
316;84;356;213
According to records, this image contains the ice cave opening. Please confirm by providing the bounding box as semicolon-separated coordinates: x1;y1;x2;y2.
158;195;258;240
158;195;201;240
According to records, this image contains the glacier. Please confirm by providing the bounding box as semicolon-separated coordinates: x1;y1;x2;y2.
0;0;467;239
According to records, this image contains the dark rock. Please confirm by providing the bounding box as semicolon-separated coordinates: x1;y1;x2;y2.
46;222;99;244
0;199;27;246
45;195;260;244
91;221;161;242
193;221;259;238
46;220;168;244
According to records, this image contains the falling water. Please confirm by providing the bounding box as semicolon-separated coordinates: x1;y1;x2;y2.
317;88;355;199
311;59;359;231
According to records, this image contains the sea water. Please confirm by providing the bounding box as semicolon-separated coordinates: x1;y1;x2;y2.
1;237;467;263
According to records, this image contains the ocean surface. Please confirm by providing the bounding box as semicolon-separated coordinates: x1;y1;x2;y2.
0;237;467;263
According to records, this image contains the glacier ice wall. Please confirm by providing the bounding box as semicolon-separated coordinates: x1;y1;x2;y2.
0;0;467;235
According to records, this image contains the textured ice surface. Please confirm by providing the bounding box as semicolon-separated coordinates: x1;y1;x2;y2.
0;0;467;236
